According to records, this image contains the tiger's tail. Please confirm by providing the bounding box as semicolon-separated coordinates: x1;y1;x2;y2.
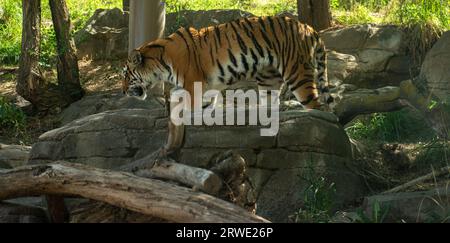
314;36;334;110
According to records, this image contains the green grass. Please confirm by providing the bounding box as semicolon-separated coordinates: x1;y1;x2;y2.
0;96;26;138
346;109;436;143
414;140;450;171
290;164;337;223
165;0;296;16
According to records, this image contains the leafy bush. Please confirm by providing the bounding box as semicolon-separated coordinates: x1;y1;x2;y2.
346;109;436;142
0;96;26;136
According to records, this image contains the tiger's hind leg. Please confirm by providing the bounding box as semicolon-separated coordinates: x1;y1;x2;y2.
255;67;283;106
284;63;322;110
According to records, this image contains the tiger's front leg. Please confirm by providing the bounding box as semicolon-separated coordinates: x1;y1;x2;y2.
163;119;185;155
160;89;186;157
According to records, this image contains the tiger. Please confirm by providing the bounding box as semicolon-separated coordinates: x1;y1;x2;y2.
121;16;335;153
122;16;334;109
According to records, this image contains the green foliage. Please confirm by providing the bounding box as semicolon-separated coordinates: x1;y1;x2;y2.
335;3;375;24
0;0;122;66
291;165;337;223
335;0;389;11
346;109;435;142
388;0;449;30
1;0;448;66
386;0;449;64
0;96;26;137
414;140;450;171
332;0;449;32
165;0;296;16
0;0;22;64
356;200;390;223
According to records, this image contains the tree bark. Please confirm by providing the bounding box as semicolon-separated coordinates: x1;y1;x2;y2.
49;0;84;103
128;0;165;52
17;0;42;105
121;151;223;195
0;162;269;223
17;0;83;112
297;0;332;31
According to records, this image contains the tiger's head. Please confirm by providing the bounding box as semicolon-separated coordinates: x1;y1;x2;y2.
121;44;171;100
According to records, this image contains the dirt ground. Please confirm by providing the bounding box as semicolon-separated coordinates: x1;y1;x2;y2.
0;60;124;145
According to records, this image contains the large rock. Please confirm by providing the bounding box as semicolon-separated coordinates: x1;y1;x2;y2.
75;8;129;60
321;24;411;89
29;108;168;169
420;31;450;101
30;100;366;222
59;93;164;125
0;202;48;223
75;8;253;60
0;144;31;168
177;110;365;222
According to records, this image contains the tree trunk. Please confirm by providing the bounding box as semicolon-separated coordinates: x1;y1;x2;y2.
17;0;82;112
49;0;84;103
17;0;42;105
128;0;165;52
297;0;331;31
0;162;269;223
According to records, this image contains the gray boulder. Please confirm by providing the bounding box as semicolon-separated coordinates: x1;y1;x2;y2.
321;24;411;89
29;108;168;169
178;110;365;222
31;100;366;222
75;8;254;60
0;144;30;168
420;31;450;101
59;93;164;125
75;8;129;60
0;202;48;223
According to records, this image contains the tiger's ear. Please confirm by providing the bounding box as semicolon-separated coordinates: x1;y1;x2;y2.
129;50;143;66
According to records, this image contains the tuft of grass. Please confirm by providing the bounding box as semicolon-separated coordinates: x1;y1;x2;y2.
356;200;390;223
291;164;337;223
384;0;449;65
414;140;450;172
346;109;436;143
0;96;26;138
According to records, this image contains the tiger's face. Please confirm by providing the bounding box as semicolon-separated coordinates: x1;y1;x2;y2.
122;47;168;100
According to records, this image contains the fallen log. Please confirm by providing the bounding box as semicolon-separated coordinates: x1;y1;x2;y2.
382;166;450;194
0;67;17;76
0;162;268;223
120;151;222;195
334;85;407;125
335;80;450;138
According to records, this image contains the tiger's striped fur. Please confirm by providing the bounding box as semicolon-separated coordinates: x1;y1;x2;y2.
122;16;334;110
